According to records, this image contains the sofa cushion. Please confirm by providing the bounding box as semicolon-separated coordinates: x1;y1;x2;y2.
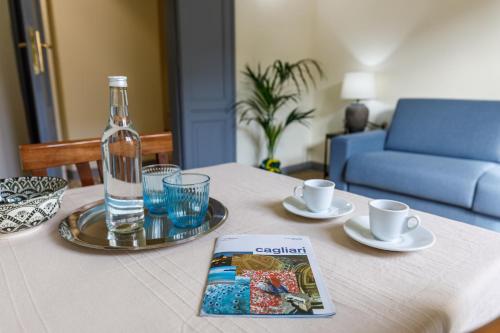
349;184;500;232
386;99;500;162
346;151;496;208
473;166;500;218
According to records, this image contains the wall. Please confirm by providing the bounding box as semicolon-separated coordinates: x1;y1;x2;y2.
235;0;316;166
236;0;500;166
49;0;166;140
0;0;29;177
311;0;500;162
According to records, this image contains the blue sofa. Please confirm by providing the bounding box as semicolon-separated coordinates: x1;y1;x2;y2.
330;98;500;232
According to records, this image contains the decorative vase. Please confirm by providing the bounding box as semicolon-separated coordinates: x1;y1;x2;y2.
260;158;281;173
259;141;282;173
345;102;369;133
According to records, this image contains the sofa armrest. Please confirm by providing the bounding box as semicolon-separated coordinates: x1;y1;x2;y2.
329;130;386;190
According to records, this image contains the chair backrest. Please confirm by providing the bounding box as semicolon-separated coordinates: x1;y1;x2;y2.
385;99;500;162
19;132;174;186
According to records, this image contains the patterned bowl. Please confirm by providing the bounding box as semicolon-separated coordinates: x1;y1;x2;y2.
0;177;68;234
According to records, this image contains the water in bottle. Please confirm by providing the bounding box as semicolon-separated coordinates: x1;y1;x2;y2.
101;76;144;233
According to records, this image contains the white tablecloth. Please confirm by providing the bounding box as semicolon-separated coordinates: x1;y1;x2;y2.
1;163;499;333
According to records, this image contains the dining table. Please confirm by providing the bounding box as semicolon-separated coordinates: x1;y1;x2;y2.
1;163;499;333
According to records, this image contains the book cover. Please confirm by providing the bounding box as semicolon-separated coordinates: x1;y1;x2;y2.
200;234;335;317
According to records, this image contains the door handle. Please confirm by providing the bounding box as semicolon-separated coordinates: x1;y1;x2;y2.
19;28;51;75
34;30;45;73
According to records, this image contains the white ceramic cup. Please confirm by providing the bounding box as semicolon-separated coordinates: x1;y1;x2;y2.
369;199;421;242
293;179;335;212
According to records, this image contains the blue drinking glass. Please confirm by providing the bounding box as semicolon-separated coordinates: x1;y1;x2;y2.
142;164;181;214
163;173;210;228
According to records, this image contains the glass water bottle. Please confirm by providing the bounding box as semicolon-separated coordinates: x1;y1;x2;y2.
101;76;144;233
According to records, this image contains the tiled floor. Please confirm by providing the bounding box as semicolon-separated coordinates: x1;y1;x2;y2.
287;169;324;180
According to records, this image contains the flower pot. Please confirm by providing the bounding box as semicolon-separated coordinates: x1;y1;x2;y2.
259;158;282;173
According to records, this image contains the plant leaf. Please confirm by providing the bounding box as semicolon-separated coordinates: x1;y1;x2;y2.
234;59;324;151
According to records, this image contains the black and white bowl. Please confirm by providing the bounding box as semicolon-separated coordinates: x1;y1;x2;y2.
0;177;68;234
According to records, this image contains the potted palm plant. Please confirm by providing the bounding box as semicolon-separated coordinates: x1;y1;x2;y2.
236;59;324;173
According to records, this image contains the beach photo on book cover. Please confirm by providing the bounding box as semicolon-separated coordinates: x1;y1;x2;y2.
202;252;324;315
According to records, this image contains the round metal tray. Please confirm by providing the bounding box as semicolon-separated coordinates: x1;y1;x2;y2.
58;198;228;251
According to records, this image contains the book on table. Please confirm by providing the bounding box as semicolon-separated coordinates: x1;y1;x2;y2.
200;234;335;317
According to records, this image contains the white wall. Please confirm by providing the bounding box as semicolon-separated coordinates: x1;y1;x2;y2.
312;0;500;162
0;0;29;178
236;0;500;166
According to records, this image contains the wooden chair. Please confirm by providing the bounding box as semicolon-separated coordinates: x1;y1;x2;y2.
19;132;174;186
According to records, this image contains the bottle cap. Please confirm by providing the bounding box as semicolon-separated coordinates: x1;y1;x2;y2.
108;76;127;87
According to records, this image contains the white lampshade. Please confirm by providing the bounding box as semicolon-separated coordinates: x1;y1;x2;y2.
341;72;376;100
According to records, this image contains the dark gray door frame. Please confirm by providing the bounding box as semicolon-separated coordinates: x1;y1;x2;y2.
163;0;184;166
164;0;236;169
8;0;58;144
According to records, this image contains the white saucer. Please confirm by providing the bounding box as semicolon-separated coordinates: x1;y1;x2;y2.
343;216;436;252
282;196;355;219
